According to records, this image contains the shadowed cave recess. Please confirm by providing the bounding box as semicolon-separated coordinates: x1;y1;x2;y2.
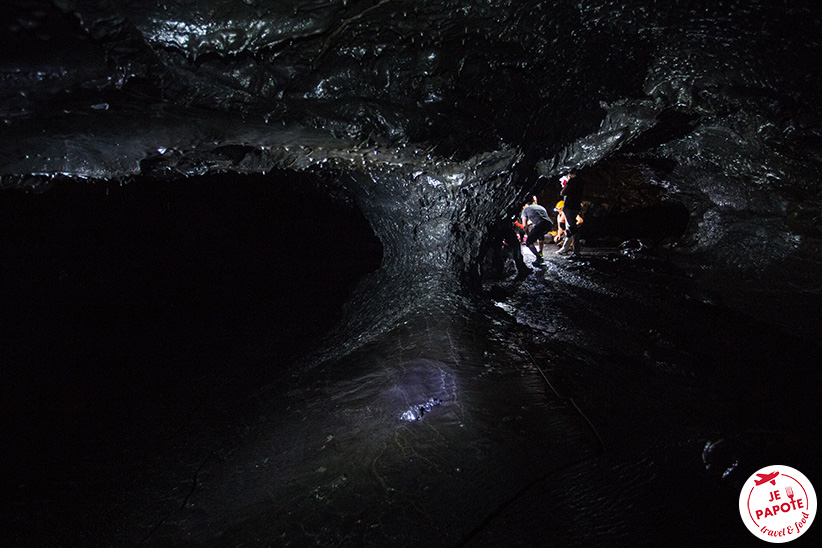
2;1;822;547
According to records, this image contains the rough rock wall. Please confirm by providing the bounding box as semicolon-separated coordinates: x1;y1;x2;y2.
1;0;821;280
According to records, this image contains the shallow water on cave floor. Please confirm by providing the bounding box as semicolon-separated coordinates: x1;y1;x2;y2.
141;301;603;547
127;250;820;548
6;242;821;547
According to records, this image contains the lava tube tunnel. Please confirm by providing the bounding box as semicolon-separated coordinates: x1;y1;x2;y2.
1;1;821;547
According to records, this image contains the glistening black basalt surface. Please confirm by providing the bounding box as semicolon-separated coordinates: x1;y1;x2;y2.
1;1;821;546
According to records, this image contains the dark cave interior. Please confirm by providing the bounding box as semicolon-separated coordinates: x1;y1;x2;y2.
2;1;822;547
1;171;388;545
2;170;382;447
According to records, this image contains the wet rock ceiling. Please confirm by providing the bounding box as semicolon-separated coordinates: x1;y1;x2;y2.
1;1;820;276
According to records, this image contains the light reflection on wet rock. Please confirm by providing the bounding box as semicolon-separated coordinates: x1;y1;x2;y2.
390;359;453;422
400;397;442;421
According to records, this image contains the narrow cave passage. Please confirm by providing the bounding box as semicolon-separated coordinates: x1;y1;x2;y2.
527;158;691;251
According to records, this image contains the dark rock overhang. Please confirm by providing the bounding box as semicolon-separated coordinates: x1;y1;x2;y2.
2;0;821;277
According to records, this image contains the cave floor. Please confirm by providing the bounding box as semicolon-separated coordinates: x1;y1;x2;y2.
477;243;822;546
5;243;822;547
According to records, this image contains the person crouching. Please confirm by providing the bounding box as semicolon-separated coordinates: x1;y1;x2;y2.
521;198;553;266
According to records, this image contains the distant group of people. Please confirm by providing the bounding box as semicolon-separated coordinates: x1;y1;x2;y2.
483;170;585;281
518;171;584;265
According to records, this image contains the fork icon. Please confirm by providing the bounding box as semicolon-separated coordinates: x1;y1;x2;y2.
786;486;795;500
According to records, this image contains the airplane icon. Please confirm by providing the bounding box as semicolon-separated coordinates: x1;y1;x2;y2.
755;471;780;486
